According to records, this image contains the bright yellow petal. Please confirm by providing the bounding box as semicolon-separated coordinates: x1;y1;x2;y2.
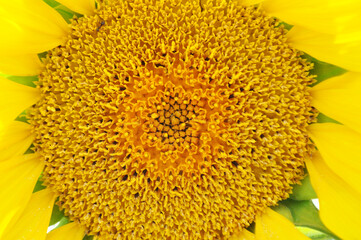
56;0;95;16
0;121;33;162
0;53;42;76
47;222;86;240
0;0;69;55
287;26;361;72
0;77;40;130
2;189;56;240
308;123;361;195
256;208;309;240
230;229;255;240
261;0;361;36
306;151;361;240
311;72;361;134
0;153;44;238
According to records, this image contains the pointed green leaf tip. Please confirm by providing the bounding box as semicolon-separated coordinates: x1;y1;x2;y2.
290;175;317;200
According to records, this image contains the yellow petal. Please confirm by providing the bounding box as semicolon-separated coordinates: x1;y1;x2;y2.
230;229;255;240
0;153;44;238
256;208;309;240
306;151;361;240
311;72;361;134
2;189;56;240
56;0;95;16
47;222;86;240
0;121;34;162
0;77;40;130
287;26;361;72
0;0;69;55
261;0;361;36
0;53;42;76
308;123;361;195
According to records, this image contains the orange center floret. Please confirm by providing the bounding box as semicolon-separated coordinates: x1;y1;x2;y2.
31;0;316;239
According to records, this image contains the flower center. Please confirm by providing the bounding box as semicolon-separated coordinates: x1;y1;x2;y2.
31;0;316;239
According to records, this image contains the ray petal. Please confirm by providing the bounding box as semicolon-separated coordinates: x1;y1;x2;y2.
0;77;40;130
0;153;44;238
0;53;42;76
56;0;95;15
287;26;361;72
0;0;69;55
47;222;86;240
2;189;56;240
306;151;361;240
308;123;361;195
230;229;255;240
311;72;361;134
0;121;34;162
262;0;361;36
256;208;309;239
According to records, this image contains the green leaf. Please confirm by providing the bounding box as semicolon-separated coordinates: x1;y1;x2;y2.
290;175;317;200
280;199;340;240
83;235;94;240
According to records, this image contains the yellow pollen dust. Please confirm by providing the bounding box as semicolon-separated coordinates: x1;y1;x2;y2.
31;0;317;239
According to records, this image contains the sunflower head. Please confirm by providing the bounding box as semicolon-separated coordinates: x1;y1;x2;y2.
29;0;317;238
1;0;360;239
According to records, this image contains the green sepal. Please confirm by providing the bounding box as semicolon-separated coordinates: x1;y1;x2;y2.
43;0;82;23
298;227;338;240
5;75;37;88
83;235;94;240
279;22;293;31
301;54;347;86
272;204;293;222
43;0;61;8
15;111;30;123
278;199;340;239
56;8;76;23
290;175;317;201
49;202;67;226
33;173;46;193
59;217;70;227
48;205;70;232
32;179;46;192
317;113;340;124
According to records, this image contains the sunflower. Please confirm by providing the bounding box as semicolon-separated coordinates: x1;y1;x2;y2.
0;0;360;239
